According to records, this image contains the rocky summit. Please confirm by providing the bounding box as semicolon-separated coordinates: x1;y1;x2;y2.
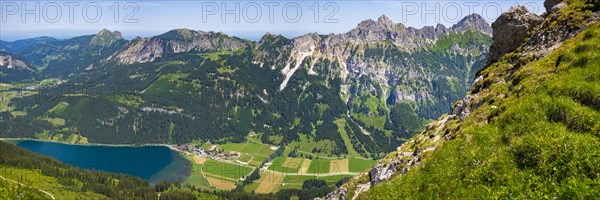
108;30;247;64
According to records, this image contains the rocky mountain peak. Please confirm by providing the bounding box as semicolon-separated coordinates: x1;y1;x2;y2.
377;15;395;29
156;28;202;41
291;32;321;52
356;19;378;30
356;15;404;32
109;29;246;64
90;29;124;46
257;32;286;45
451;13;493;35
98;28;123;39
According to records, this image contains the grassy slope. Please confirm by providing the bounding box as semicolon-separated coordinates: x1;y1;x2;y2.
0;166;107;199
362;18;600;200
0;172;54;200
335;119;362;158
182;155;214;191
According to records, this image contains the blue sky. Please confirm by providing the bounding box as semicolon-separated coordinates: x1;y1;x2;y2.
1;0;544;41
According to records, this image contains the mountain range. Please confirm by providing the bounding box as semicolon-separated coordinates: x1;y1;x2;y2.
0;14;491;159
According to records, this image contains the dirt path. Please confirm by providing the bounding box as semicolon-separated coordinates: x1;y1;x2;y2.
193;155;206;164
0;175;55;200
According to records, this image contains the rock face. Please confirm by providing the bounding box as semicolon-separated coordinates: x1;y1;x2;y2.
488;5;543;63
0;52;38;81
0;53;31;70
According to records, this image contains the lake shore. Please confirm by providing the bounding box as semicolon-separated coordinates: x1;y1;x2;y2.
15;140;191;184
0;137;174;149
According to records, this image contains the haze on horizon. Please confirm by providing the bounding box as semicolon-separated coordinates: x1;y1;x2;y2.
1;0;544;41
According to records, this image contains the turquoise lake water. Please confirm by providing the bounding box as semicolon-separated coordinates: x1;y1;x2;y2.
16;140;191;184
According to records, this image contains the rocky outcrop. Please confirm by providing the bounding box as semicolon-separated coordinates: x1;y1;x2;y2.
487;5;543;64
0;52;39;81
544;0;563;13
457;1;600;123
519;4;599;60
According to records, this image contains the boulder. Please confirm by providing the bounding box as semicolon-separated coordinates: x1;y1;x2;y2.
544;0;563;13
488;5;543;63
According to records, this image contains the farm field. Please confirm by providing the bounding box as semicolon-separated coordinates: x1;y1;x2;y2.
180;139;274;191
202;159;253;180
220;142;275;167
238;154;252;163
283;157;303;169
254;171;285;194
329;159;349;173
268;156;303;173
299;159;312;174
179;137;377;193
205;176;237;190
307;159;331;174
348;158;377;172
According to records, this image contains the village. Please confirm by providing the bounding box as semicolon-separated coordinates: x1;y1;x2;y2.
169;143;248;165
